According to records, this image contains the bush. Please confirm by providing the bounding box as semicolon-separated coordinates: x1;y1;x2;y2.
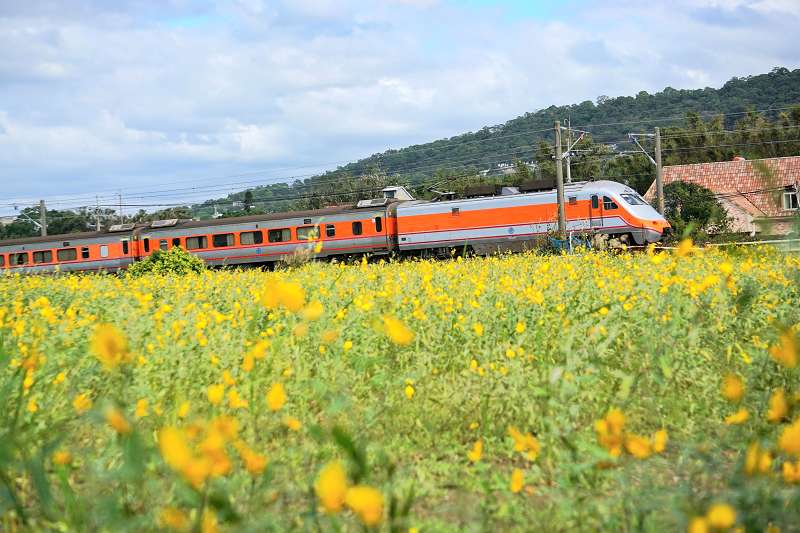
663;181;730;241
126;246;205;277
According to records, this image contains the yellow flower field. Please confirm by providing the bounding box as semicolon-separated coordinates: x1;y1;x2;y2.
1;245;799;531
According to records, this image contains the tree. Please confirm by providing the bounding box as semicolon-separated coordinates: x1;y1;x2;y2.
244;190;254;212
663;182;729;240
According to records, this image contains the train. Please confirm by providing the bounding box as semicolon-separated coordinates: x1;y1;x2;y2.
0;180;669;274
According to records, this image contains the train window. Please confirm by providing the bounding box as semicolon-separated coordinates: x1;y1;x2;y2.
11;253;28;266
451;208;460;216
620;193;646;206
33;250;53;264
100;245;109;258
568;196;577;205
172;238;181;248
159;240;168;251
352;221;363;236
591;195;599;209
374;217;383;231
81;247;90;259
240;231;263;245
213;233;234;248
325;224;336;238
296;226;319;241
122;240;129;255
57;248;77;261
0;255;4;267
143;238;150;253
602;196;618;210
268;228;291;243
186;236;208;250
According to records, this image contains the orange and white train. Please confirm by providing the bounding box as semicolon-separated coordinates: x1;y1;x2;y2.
0;180;669;273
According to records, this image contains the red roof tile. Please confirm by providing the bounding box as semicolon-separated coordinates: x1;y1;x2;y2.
643;156;800;218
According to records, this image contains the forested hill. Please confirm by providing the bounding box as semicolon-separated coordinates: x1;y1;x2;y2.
190;67;800;218
328;67;800;180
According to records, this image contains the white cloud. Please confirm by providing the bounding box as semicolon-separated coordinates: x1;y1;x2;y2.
0;0;797;208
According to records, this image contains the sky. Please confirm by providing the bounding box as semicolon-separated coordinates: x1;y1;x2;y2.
1;0;799;214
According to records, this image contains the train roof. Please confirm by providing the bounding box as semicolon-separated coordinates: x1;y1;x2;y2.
0;202;388;247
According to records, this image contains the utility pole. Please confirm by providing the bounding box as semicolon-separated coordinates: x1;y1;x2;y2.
95;195;101;231
565;117;572;184
118;191;123;224
654;127;664;215
628;130;664;214
39;200;47;237
554;120;566;237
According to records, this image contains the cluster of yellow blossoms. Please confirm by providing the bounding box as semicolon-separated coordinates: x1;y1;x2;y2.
314;462;384;526
595;408;667;460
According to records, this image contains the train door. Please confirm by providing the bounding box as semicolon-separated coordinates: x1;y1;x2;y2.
589;194;603;231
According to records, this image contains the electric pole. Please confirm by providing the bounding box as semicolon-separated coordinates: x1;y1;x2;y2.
565;117;572;184
655;127;664;215
39;200;47;237
554;120;566;237
118;191;123;224
95;195;101;231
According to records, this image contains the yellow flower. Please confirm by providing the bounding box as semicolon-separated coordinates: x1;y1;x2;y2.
278;282;306;312
266;383;286;411
467;439;483;463
345;485;384;527
405;384;415;400
510;468;524;493
284;416;302;431
90;323;131;371
770;330;798;368
719;262;733;276
778;419;800;457
201;509;218;533
473;323;484;336
706;503;736;529
767;389;788;423
105;407;132;435
135;399;149;419
241;450;268;475
514;322;526;334
721;374;744;403
159;426;192;471
507;426;540;460
783;460;800;483
688;516;709;533
315;461;348;513
177;401;190;419
598;306;609;316
343;340;353;351
383;316;414;346
652;429;668;453
724;408;749;425
52;450;72;466
242;354;254;372
27;399;38;413
676;238;693;257
159;507;190;531
227;389;248;409
301;300;324;321
248;340;270;360
207;384;224;406
624;434;652;459
73;393;92;414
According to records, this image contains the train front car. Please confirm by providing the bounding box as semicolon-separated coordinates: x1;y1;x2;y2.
584;181;670;244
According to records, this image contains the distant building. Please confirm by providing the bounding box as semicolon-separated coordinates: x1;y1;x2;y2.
0;215;16;226
644;156;800;235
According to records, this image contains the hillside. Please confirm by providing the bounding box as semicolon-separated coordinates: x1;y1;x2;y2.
192;67;800;217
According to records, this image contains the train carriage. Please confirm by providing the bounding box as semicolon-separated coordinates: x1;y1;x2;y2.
394;180;668;255
0;229;135;274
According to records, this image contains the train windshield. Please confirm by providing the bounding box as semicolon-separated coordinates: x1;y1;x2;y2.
620;193;647;206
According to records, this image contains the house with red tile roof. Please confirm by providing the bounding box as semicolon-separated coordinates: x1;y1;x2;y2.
643;156;800;235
